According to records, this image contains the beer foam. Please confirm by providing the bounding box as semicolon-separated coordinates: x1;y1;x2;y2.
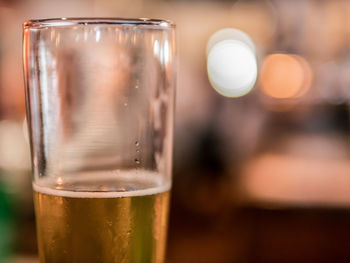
33;170;171;198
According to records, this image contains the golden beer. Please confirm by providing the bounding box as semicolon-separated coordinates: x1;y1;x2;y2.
33;172;170;263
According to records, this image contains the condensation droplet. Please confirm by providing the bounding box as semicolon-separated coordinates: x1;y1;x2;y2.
135;158;140;164
124;102;128;107
135;141;139;146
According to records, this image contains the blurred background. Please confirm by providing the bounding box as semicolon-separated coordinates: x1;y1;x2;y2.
2;0;350;262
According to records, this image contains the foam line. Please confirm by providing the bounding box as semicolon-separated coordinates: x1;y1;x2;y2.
33;170;171;198
33;183;171;198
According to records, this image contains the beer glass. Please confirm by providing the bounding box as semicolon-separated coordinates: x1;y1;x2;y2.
23;18;176;263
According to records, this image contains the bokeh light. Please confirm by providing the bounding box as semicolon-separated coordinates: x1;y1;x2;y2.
259;53;313;99
207;28;257;97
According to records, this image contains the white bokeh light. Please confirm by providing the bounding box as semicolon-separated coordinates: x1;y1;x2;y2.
207;28;257;97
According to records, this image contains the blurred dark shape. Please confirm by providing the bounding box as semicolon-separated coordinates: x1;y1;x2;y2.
0;0;21;7
257;103;350;154
0;171;14;261
238;207;350;263
168;120;238;262
173;122;231;214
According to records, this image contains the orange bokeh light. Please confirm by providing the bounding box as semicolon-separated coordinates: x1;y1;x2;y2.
259;53;312;99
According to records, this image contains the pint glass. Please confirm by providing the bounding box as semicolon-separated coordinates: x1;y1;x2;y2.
23;18;176;263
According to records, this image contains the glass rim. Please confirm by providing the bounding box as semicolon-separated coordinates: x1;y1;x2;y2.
24;17;175;29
